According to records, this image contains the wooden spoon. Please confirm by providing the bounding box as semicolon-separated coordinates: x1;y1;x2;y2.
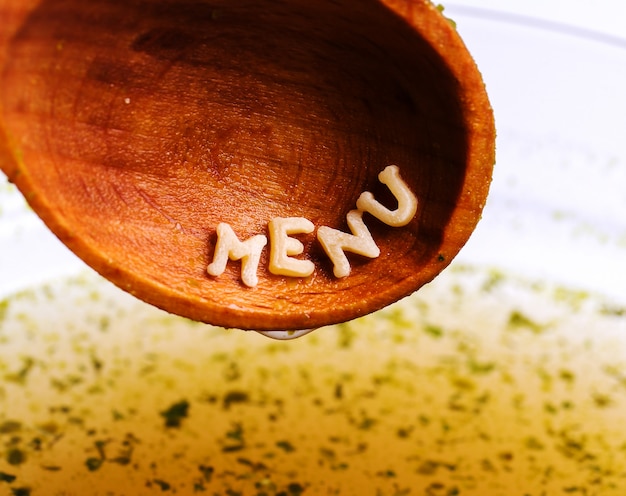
0;0;495;331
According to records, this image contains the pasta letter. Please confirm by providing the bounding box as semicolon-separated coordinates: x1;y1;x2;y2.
356;165;417;227
317;210;380;278
268;217;315;277
207;223;267;287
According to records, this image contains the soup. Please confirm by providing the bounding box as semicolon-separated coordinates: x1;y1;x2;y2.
0;265;624;495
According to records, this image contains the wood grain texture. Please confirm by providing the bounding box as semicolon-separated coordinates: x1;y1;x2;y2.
0;0;495;330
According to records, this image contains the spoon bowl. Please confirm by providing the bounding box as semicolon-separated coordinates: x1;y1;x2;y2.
0;0;495;331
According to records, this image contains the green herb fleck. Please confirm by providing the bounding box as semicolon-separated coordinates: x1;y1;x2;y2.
396;426;413;439
600;304;626;316
90;353;103;373
198;464;214;482
5;357;35;384
41;465;62;472
152;479;171;491
0;420;22;434
110;455;132;466
423;324;444;338
564;486;585;493
287;482;305;495
193;481;207;492
559;369;576;383
356;415;377;430
334;382;343;399
481;270;505;291
0;472;16;483
0;299;9;323
223;390;250;410
11;488;31;496
524;436;545;451
593;393;612;408
85;457;103;472
498;451;514;462
337;324;356;349
276;440;296;453
6;448;26;466
223;362;241;381
222;423;245;452
417;460;440;475
221;444;244;453
236;457;267;472
435;4;457;28
94;439;108;459
468;359;495;375
507;310;544;334
160;400;190;428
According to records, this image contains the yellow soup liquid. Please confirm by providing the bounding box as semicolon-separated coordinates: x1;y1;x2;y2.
0;265;625;496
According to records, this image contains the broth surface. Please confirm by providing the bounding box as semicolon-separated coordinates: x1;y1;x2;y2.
0;265;625;495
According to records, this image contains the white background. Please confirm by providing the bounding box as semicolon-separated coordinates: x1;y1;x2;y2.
447;0;626;40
